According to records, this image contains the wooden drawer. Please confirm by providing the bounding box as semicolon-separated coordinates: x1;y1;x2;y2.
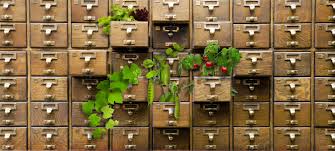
315;102;335;127
123;77;147;102
30;0;67;22
111;52;151;76
233;127;270;151
30;51;68;76
31;77;68;102
193;127;229;150
0;77;26;101
0;0;26;22
274;52;311;76
193;21;232;48
0;102;27;126
31;127;68;150
113;102;150;127
152;23;190;49
316;0;335;22
315;52;335;76
233;77;270;102
315;77;335;101
193;77;231;102
153;128;190;150
233;0;271;23
235;51;273;76
193;102;229;126
153;52;190;77
193;0;230;21
152;0;190;22
30;23;68;48
71;77;105;102
112;127;149;151
110;21;149;48
0;127;26;150
233;24;270;48
69;50;108;76
274;0;311;23
316;23;335;48
72;23;108;48
154;77;190;102
315;128;335;151
71;0;108;22
72;102;89;126
153;102;190;128
274;23;312;48
0;23;26;48
72;127;108;151
233;102;269;126
274;77;310;101
0;51;26;76
112;0;148;9
274;102;310;126
30;102;68;126
274;127;311;151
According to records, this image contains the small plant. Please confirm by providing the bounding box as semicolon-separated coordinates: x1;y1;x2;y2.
81;63;141;139
131;8;149;21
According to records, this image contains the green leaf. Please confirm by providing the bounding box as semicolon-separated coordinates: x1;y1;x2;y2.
95;91;108;112
109;72;121;82
143;59;154;69
92;128;106;139
172;43;184;52
82;101;95;116
109;90;123;104
110;81;128;92
101;105;114;119
146;70;158;79
130;63;142;78
88;114;101;127
122;65;132;80
165;48;174;56
174;96;180;119
105;119;119;129
97;80;109;90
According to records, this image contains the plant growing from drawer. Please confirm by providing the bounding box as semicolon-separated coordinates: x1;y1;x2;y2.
81;63;141;139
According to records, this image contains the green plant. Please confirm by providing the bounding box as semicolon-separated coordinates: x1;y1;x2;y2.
81;63;141;139
165;43;185;58
143;59;156;105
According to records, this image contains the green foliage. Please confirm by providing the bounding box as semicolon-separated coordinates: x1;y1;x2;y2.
92;128;107;139
179;54;202;72
165;43;184;58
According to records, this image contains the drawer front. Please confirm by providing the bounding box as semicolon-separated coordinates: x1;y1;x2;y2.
153;102;190;128
315;128;335;151
30;102;68;126
69;50;108;76
0;102;27;126
30;51;68;76
315;52;335;76
274;102;310;126
112;0;148;9
233;77;270;102
72;23;108;48
193;127;229;150
155;77;190;102
113;102;150;126
274;77;310;101
152;0;190;22
274;0;311;23
72;0;108;22
110;21;149;47
112;127;149;151
71;77;104;102
111;52;151;76
193;102;229;126
153;128;190;150
124;77;147;102
233;127;270;151
0;77;26;101
274;127;310;151
233;0;271;23
30;0;67;22
274;52;311;76
31;127;68;150
153;52;190;77
30;23;68;48
315;102;335;127
316;0;335;22
0;127;26;150
0;0;26;22
233;24;270;48
193;21;232;48
72;102;89;126
274;23;312;48
194;77;231;102
152;24;190;49
316;23;335;48
31;77;68;102
72;127;108;150
315;77;335;101
235;51;273;76
0;51;26;76
0;23;26;48
233;102;269;126
193;0;230;21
